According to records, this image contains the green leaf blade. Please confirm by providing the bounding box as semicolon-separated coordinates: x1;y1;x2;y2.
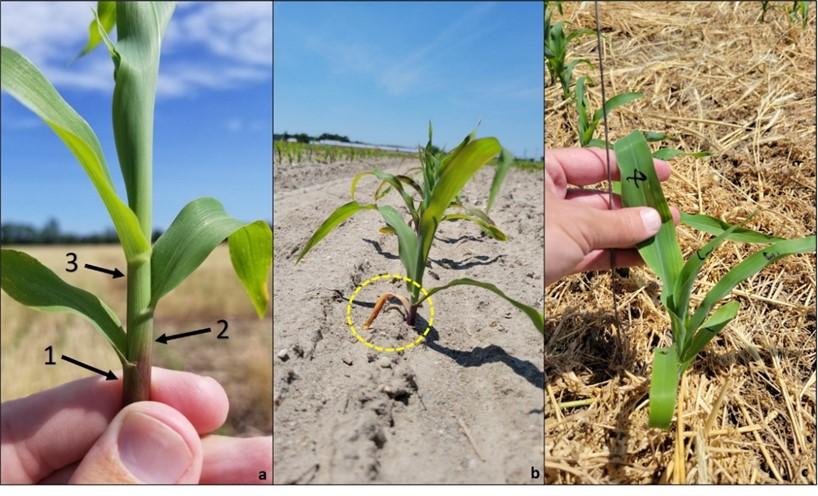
377;206;419;282
592;92;643;124
1;249;127;360
649;346;680;429
296;201;376;263
681;301;739;367
151;198;271;312
0;46;149;261
78;1;117;58
441;213;507;241
487;148;513;213
674;219;744;323
228;221;273;318
681;212;784;244
417;137;502;278
688;235;816;332
351;170;417;222
418;278;543;334
614;131;683;307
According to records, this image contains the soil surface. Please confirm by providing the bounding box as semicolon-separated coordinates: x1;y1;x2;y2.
273;157;544;483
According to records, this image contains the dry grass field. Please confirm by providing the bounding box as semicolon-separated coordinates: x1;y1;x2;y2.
546;1;816;484
0;244;272;437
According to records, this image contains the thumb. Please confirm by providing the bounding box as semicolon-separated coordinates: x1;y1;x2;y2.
70;401;202;484
579;206;663;250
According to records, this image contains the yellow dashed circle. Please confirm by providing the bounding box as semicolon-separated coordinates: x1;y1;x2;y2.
345;273;434;353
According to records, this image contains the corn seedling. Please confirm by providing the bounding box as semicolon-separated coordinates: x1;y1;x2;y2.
574;76;710;167
545;19;594;100
613;131;815;429
0;2;272;405
574;76;643;148
297;125;544;334
790;0;810;28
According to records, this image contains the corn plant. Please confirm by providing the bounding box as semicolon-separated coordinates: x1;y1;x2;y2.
0;2;272;405
575;77;710;165
545;19;594;100
297;125;543;334
613;131;815;429
574;76;643;148
790;0;810;28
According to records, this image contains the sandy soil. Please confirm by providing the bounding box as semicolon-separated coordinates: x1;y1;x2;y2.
273;157;544;483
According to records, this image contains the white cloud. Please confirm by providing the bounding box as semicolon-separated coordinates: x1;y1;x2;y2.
224;117;267;133
177;2;272;66
0;115;42;131
0;1;271;98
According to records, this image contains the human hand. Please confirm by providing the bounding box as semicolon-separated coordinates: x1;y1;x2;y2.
545;147;679;286
0;367;271;484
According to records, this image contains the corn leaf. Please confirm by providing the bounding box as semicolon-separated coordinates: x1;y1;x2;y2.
417;278;544;334
0;46;149;261
566;27;595;41
417;138;502;276
1;249;127;361
592;92;643;124
441;213;507;241
374;174;423;201
586;138;610;149
487;148;513;213
463;205;505;240
681;212;784;244
377;206;419;283
680;301;739;367
351;170;417;223
228;221;273;318
575;77;590;144
673;221;743;323
653;148;711;160
151;197;272;311
687;235;816;332
614;131;683;307
648;346;680;429
297;201;377;263
78;1;116;58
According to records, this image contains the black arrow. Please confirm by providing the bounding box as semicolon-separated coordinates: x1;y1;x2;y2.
156;327;212;344
61;354;117;380
84;263;124;279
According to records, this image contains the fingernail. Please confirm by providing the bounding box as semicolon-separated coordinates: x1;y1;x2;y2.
641;208;662;234
118;412;193;483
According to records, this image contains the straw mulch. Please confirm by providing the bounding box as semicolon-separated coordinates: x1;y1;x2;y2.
545;1;816;484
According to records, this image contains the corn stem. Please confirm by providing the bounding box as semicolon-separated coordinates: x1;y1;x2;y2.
115;3;163;405
124;257;152;404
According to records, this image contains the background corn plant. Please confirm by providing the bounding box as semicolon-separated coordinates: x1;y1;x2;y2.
297;125;544;334
613;130;816;429
0;1;272;405
545;5;594;101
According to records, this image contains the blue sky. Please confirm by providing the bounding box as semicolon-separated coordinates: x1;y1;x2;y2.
274;1;542;158
1;1;272;234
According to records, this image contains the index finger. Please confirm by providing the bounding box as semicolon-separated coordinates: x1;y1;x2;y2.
546;147;671;187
